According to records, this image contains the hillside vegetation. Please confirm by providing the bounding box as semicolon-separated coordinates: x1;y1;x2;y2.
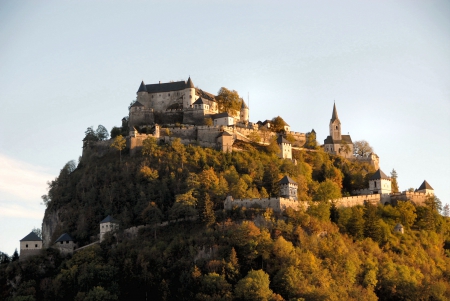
1;136;449;300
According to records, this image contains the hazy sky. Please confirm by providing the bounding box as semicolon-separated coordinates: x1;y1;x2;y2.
1;0;449;255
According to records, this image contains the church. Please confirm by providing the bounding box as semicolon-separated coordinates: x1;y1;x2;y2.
323;103;354;158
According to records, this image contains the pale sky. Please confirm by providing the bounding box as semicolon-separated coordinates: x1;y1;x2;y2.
1;0;449;255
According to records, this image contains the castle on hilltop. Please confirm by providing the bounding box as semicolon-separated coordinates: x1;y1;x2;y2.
129;77;249;128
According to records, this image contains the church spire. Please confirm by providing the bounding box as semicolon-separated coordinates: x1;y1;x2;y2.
331;102;339;122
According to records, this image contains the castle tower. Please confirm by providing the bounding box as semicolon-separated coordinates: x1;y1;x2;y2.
369;169;391;194
240;99;249;123
416;180;434;195
100;215;119;242
330;102;341;141
20;231;42;261
54;233;75;255
277;135;292;159
279;175;298;200
136;81;150;106
184;77;196;109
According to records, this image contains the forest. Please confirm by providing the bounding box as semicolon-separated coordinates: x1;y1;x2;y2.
1;127;449;301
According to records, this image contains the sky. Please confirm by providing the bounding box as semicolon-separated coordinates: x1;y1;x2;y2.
0;0;449;255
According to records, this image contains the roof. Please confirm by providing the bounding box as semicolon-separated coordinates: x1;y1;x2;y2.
370;169;390;180
241;99;248;109
100;215;117;224
193;97;208;105
331;103;339;122
20;232;42;242
55;233;74;243
323;134;353;145
418;180;434;190
195;88;216;101
279;175;297;185
139;80;189;94
130;101;144;107
137;81;147;92
213;112;232;119
186;76;195;88
394;223;404;229
277;135;291;145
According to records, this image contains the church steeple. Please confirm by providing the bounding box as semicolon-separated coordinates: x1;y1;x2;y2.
330;102;341;141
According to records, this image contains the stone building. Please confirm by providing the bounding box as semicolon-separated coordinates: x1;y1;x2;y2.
224;176;301;212
369;169;392;194
19;232;42;261
54;233;75;255
277;135;292;159
323;103;353;158
416;180;434;195
100;215;119;242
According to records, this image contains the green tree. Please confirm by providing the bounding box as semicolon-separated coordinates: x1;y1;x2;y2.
110;126;122;139
110;135;126;163
313;179;341;201
304;129;318;149
141;202;163;239
171;138;187;169
200;193;216;228
142;136;158;156
271;116;288;133
95;125;109;141
363;203;381;242
396;201;416;229
234;270;273;301
216;87;241;114
347;206;365;240
196;273;232;301
353;140;373;157
390;169;399;193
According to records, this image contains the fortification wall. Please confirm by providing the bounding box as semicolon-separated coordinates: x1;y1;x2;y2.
224;196;301;212
19;249;42;261
167;126;197;140
390;192;429;206
197;126;223;143
82;140;114;160
154;110;183;124
129;109;154;128
353;189;371;195
333;194;384;207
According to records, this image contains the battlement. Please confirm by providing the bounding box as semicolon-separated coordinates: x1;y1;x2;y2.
224;195;302;212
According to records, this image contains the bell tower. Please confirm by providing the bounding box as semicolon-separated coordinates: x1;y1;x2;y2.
330;102;341;141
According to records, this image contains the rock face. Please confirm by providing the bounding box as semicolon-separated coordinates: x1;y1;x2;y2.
42;209;61;248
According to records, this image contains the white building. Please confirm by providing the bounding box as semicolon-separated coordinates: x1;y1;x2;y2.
100;215;119;242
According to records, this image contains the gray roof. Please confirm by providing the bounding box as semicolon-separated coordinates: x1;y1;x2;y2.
279;175;297;185
370;169;390;180
195;88;216;101
130;101;144;107
137;80;188;94
277;135;291;145
323;134;353;145
193;97;207;105
20;232;42;242
137;81;147;92
100;215;117;224
186;76;195;88
214;112;232;119
55;233;74;243
331;103;339;122
418;180;433;190
241;99;248;109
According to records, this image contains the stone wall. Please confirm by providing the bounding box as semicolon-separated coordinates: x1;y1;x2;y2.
224;196;302;212
153;110;183;124
19;249;42;261
390;191;429;206
129;108;154;128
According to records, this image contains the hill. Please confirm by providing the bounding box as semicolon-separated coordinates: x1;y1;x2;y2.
1;135;450;300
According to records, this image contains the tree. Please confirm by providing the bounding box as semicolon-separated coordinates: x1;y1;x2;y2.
32;227;42;239
110;126;122;139
171;138;187;169
353;140;374;157
347;206;365;240
396;201;416;229
216;87;241;114
110;135;126;163
142;136;158;156
313;179;341;202
142;202;163;239
443;203;450;217
390;169;399;193
12;249;19;262
95;125;109;141
363;202;381;242
271;116;288;133
201;194;216;228
234;270;273;301
304;129;318;149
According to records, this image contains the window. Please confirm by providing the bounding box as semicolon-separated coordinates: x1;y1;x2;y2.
66;241;69;244
168;93;170;96
26;244;28;248
35;244;38;248
152;95;154;98
60;241;63;244
190;95;192;98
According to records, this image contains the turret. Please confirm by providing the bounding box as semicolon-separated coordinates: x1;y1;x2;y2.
136;81;150;106
330;102;341;141
369;169;391;194
416;180;434;195
240;99;249;122
184;77;196;108
277;135;292;159
279;176;298;200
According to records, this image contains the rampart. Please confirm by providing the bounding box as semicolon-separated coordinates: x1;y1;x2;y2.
224;196;302;212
